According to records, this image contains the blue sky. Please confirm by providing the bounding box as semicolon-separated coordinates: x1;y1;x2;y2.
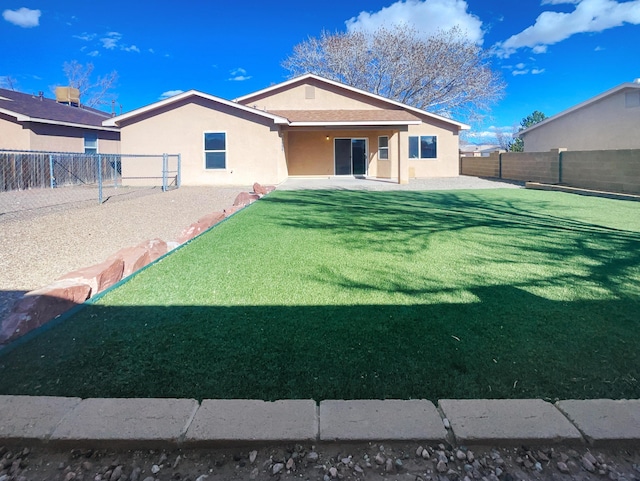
2;0;640;143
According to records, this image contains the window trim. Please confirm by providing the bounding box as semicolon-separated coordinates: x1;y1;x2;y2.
408;135;437;159
203;131;227;170
378;135;389;160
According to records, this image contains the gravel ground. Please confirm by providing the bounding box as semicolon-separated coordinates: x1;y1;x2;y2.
0;186;248;318
2;442;639;481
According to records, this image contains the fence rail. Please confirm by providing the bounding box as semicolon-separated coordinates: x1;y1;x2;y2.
0;150;181;218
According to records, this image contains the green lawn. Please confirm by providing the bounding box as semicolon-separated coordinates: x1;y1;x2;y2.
0;188;639;401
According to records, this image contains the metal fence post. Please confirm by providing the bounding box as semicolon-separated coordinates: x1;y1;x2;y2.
49;154;55;189
177;154;181;188
162;153;168;192
97;154;103;203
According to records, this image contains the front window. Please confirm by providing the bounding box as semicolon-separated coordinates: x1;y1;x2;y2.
408;135;437;159
378;136;389;160
84;133;98;154
204;132;226;169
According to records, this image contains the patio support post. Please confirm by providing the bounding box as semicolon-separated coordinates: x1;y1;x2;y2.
398;128;409;184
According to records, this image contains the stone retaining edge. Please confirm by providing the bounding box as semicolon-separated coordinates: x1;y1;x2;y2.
0;396;638;448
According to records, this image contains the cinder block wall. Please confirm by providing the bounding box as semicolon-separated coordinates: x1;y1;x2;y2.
501;151;560;183
460;148;640;195
562;150;640;194
460;152;500;177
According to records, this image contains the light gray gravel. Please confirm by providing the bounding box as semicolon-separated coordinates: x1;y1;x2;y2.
0;186;248;317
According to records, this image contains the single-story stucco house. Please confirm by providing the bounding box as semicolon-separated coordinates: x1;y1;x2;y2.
103;74;469;185
519;80;640;152
0;87;120;154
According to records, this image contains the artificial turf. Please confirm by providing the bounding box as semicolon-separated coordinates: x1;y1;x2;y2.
0;188;638;402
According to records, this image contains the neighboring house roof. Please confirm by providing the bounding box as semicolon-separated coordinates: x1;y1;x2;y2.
269;109;421;126
103;90;290;127
0;88;118;132
519;81;640;136
235;73;470;130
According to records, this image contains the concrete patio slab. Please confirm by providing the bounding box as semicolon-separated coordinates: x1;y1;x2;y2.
184;399;318;445
319;399;447;441
556;399;640;446
439;399;584;445
0;395;81;444
50;397;199;448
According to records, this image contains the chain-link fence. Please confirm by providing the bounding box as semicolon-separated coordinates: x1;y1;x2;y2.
0;150;181;220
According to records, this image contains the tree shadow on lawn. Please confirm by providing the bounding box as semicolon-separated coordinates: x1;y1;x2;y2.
262;189;640;299
0;286;637;402
0;189;638;401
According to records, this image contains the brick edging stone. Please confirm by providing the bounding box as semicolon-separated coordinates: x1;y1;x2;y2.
1;396;638;448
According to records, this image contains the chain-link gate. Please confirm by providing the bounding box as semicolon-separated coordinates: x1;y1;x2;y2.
0;150;181;219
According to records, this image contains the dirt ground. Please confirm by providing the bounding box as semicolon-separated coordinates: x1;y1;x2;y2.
2;442;640;481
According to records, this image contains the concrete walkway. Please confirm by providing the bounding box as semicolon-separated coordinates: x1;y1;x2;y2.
1;396;638;448
277;176;524;191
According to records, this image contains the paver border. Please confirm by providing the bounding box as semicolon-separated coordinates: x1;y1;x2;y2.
1;396;638;448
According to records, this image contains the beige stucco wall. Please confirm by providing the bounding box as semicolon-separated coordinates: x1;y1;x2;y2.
0;114;31;150
239;78;399;111
407;117;460;178
28;124;120;154
522;88;640;152
118;97;286;186
285;129;397;177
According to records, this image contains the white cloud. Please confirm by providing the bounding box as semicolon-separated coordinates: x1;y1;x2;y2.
594;45;605;51
87;50;100;57
229;68;251;81
101;32;122;49
159;90;184;100
122;45;140;53
2;7;41;27
512;69;529;76
541;0;580;4
515;63;526;69
345;0;484;44
148;48;155;54
494;0;640;57
74;32;96;41
531;68;546;74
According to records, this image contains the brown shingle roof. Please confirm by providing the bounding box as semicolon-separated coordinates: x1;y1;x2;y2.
0;88;113;128
268;109;421;123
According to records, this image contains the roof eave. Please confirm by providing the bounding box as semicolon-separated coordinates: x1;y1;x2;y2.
105;90;289;127
288;120;422;127
1;107;119;131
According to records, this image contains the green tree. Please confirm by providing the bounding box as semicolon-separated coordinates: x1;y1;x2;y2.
510;110;546;152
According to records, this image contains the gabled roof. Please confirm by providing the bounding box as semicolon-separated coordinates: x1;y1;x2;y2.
0;88;118;132
235;73;470;130
519;81;640;136
103;90;290;127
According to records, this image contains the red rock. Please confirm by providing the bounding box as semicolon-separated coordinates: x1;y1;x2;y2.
252;183;276;196
0;279;91;344
233;192;260;206
60;257;124;294
177;223;200;244
196;211;225;228
109;245;151;278
138;238;168;262
223;205;243;217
